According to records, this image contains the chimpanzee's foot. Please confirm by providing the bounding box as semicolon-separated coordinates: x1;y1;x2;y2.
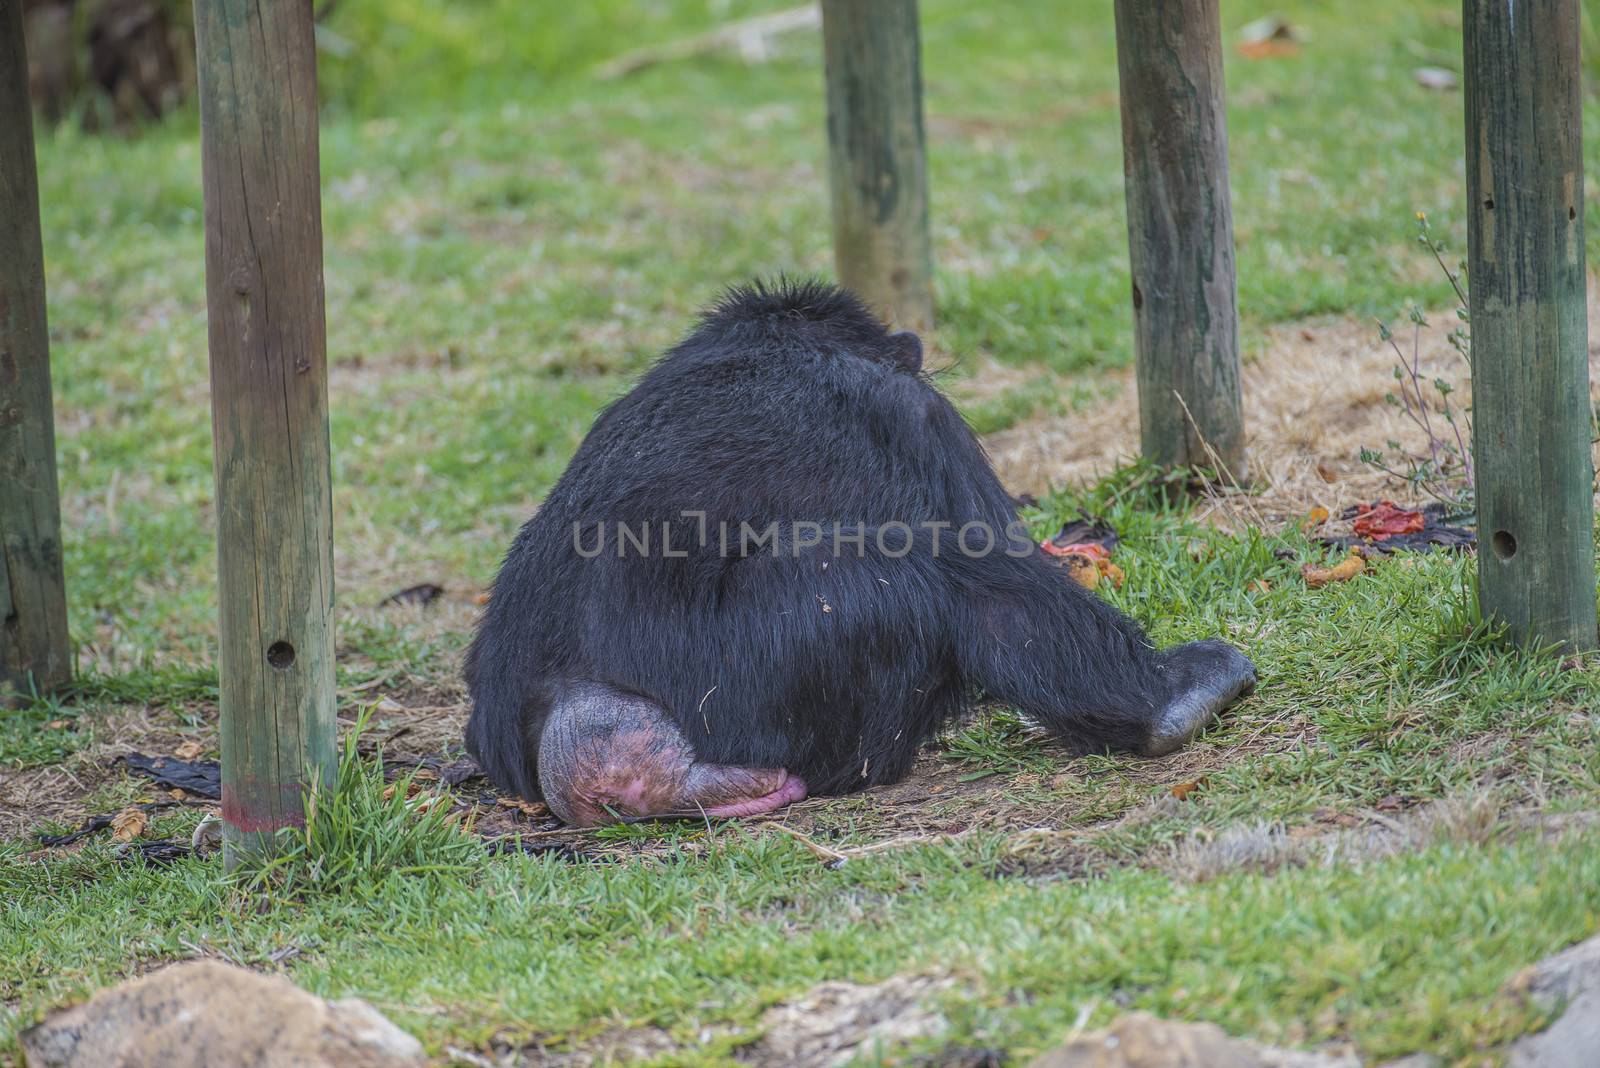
536;682;808;827
1141;640;1256;757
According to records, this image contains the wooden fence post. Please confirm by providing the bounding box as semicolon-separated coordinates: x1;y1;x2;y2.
193;0;336;863
0;0;72;701
1463;0;1597;651
1113;0;1245;476
820;0;934;333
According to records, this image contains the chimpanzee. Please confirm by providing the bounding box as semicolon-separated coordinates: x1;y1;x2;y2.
465;280;1256;827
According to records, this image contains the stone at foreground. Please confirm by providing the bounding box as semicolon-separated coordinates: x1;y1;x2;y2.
1505;934;1600;1068
1028;1013;1358;1068
21;959;425;1068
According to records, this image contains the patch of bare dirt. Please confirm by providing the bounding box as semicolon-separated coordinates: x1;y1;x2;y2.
0;674;1244;860
511;1024;683;1068
997;793;1600;888
449;716;1248;865
983;285;1600;524
943;352;1051;408
0;688;470;844
0;702;209;841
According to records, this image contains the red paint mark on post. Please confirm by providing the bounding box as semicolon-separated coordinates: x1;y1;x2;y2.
222;780;309;833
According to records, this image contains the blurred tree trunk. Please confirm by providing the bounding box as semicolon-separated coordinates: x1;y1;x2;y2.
22;0;192;127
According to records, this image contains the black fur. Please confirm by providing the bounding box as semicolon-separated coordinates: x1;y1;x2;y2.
465;279;1178;801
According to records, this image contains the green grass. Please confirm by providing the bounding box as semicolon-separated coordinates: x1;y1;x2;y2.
233;712;482;900
7;477;1598;1062
5;801;1599;1063
33;0;1600;675
6;0;1600;1063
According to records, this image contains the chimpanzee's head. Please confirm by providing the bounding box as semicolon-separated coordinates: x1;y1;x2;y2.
695;278;924;375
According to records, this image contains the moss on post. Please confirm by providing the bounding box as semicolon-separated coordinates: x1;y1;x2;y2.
0;0;72;702
1113;0;1245;476
1463;0;1597;651
193;0;337;864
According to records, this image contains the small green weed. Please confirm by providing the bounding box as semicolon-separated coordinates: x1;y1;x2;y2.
233;710;480;901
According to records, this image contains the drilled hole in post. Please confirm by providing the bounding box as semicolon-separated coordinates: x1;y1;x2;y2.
1483;197;1494;211
266;641;296;669
1572;206;1579;221
1491;530;1517;561
1131;283;1143;310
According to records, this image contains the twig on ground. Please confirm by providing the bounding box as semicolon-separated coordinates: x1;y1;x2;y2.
768;823;850;866
769;823;951;866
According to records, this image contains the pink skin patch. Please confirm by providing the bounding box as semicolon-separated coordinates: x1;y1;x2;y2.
578;769;806;825
700;772;808;818
542;695;810;826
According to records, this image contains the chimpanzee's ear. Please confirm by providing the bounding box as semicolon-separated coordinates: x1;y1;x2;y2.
887;331;923;373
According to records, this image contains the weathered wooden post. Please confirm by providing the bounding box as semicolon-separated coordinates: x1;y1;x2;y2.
0;0;72;701
1463;0;1597;651
820;0;934;333
1113;0;1245;476
193;0;336;863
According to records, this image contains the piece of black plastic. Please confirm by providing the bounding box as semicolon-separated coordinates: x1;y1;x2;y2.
121;753;222;799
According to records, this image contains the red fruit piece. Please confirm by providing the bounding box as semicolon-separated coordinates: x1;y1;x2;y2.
1351;501;1425;541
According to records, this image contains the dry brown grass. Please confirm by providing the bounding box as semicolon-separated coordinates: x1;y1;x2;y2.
0;702;208;840
983;284;1600;526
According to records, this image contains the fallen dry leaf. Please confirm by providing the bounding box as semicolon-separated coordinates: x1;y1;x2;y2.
173;740;205;761
1237;39;1300;59
474;590;492;606
1043;541;1110;560
1312;806;1361;828
1302;552;1366;588
378;582;445;608
110;808;149;842
1236;15;1302;59
168;788;187;801
495;797;549;818
1063;555;1100;589
1169;779;1205;801
1301;505;1331;531
1238;14;1302;44
44;718;72;730
1250;578;1272;594
1045;540;1125;590
383;781;428;804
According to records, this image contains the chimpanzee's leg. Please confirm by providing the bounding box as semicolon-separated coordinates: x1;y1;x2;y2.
953;554;1255;757
536;680;807;827
1145;638;1257;755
